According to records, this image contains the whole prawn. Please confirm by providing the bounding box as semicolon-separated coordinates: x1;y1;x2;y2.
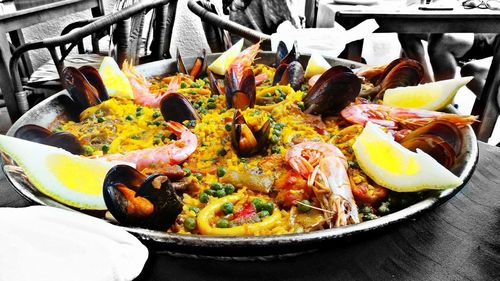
341;103;477;130
103;121;197;171
285;142;360;227
229;41;261;83
122;61;181;107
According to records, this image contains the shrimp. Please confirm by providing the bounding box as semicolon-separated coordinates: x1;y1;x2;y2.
122;61;181;107
228;42;261;83
340;103;477;130
103;121;197;171
285;142;359;228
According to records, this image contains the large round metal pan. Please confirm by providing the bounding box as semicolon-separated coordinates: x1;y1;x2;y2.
3;52;478;259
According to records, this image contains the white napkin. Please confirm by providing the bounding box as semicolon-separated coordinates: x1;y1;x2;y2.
0;206;148;281
271;19;379;58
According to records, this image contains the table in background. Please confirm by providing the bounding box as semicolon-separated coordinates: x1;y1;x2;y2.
1;142;499;280
0;0;103;113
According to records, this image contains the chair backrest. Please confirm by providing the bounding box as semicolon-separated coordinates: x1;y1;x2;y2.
7;0;175;122
187;0;271;51
470;34;500;142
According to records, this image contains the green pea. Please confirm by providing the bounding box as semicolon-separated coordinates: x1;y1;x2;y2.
217;148;227;156
207;102;217;109
97;117;105;123
152;111;161;118
205;189;216;196
258;210;270;218
378;202;390;214
194;173;203;181
102;144;110;153
272;129;281;136
83;145;94;155
252;198;264;210
359;205;372;215
225;122;232;132
275;96;285;103
216;167;226;177
191;82;200;88
207;97;215;103
183;168;192;177
131;134;141;140
180;81;188;88
216;219;229;228
199;192;209;203
223;184;235;194
189;206;200;214
260;202;274;213
193;103;200;109
211;183;223;190
297;199;311;213
221;202;234;215
270;135;280;144
271;146;281;154
297;101;305;111
348;160;359;168
187;120;197;127
203;77;210;84
125;114;134;121
215;189;226;198
184;217;196;230
264;92;273;97
363;213;377;221
153;138;161;145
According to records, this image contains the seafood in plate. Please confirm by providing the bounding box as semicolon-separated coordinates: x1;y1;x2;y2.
0;42;477;236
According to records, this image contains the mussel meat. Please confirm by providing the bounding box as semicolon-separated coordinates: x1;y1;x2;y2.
62;66;109;114
103;165;183;230
302;66;361;116
14;124;84;155
160;93;201;123
400;120;463;168
177;49;206;78
231;110;270;157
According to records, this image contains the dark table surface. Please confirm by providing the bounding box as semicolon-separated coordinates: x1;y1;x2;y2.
1;142;499;281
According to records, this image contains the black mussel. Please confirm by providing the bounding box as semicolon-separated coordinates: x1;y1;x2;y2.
177;49;206;78
303;66;361;116
399;120;463;168
275;41;289;66
375;58;424;99
401;135;456;168
225;68;256;110
279;41;299;65
62;66;104;114
208;71;223;96
160;93;201;123
278;61;304;91
103;165;183;230
400;120;463;155
231;110;270;157
78;66;109;101
14;124;84;155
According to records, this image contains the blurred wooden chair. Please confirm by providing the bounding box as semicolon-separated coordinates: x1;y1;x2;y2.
468;35;500;143
7;0;177;122
187;0;271;52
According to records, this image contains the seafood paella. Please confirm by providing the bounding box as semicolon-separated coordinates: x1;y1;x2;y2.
1;41;476;236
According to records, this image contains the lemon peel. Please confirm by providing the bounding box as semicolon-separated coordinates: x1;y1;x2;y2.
352;122;462;192
98;56;134;99
383;76;473;111
207;39;244;75
304;52;331;78
0;135;115;210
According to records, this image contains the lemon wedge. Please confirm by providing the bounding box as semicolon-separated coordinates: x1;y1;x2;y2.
98;56;134;99
304;52;331;78
352;122;462;192
0;135;115;210
383;76;473;111
207;39;244;75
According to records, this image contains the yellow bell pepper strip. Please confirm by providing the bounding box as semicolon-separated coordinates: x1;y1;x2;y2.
197;194;281;236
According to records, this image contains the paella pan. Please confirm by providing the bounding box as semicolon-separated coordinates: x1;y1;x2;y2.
1;42;478;258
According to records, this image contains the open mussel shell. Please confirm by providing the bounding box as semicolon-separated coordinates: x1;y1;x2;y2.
231;110;270;157
160;93;200;123
376;58;424;98
303;66;361;116
279;61;304;90
225;68;256;110
62;66;103;114
177;49;206;78
279;41;299;65
275;41;289;66
78;65;109;101
400;120;463;155
103;165;183;230
14;124;84;155
401;135;456;168
208;71;223;96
